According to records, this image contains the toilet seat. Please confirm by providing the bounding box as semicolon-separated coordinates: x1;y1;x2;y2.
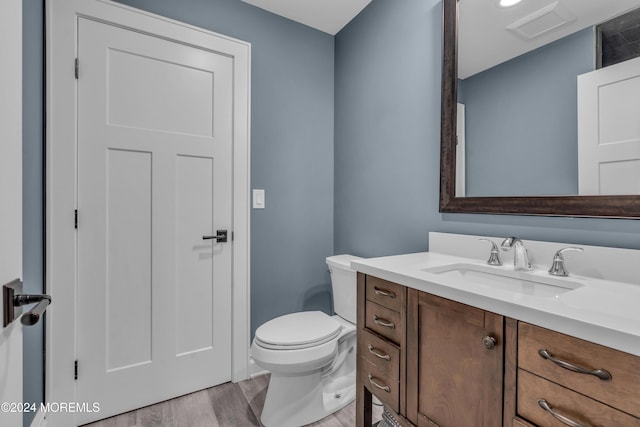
254;311;342;350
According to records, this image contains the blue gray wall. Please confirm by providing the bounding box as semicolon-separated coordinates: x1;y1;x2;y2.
23;1;44;426
335;0;440;257
460;28;595;197
334;0;640;258
112;0;336;337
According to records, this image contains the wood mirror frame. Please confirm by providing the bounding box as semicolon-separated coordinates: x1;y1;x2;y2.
439;0;640;218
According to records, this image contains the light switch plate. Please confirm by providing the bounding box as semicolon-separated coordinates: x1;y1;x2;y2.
253;189;265;209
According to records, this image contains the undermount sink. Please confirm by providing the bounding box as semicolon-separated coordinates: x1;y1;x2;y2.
422;263;583;298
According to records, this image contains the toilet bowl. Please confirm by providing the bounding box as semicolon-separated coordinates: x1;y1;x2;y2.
251;254;362;427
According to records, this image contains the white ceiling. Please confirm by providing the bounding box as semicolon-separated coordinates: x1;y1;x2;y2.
240;0;640;74
459;0;640;79
241;0;372;35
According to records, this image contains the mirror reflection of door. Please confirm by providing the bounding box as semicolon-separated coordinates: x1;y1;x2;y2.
578;56;640;195
456;103;466;197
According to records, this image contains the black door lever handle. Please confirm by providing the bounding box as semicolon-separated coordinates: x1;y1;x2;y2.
202;230;228;242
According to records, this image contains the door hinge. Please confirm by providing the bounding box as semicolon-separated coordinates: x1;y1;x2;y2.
74;210;78;229
75;58;79;79
74;360;78;380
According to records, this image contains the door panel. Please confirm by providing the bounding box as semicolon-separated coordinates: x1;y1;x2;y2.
106;149;153;371
578;56;640;195
175;155;215;356
0;1;23;426
77;17;233;424
107;48;215;137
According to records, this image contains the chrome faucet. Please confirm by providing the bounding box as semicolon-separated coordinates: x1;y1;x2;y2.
548;247;583;277
501;237;532;271
479;238;502;266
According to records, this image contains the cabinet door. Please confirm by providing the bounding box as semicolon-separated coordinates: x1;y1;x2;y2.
407;290;503;427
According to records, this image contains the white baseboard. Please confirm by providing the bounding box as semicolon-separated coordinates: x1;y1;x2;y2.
30;409;47;427
249;357;269;378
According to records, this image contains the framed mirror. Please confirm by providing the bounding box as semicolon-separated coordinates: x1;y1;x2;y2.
440;0;640;217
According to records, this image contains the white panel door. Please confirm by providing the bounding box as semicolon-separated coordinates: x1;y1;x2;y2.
578;56;640;195
0;1;22;426
77;17;233;424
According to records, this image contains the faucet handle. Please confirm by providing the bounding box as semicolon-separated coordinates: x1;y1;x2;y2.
500;236;519;251
479;238;502;266
548;247;583;277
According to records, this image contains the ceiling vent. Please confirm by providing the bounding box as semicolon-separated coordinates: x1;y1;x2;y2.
506;1;576;40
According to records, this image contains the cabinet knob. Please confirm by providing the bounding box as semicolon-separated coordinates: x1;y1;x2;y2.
482;336;496;350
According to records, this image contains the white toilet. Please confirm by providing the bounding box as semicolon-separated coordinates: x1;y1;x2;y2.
251;254;362;427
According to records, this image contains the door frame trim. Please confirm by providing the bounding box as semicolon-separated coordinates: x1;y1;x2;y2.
46;1;251;425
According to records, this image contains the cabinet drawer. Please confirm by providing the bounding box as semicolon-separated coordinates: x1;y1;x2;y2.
365;300;403;344
366;276;405;313
359;329;400;381
518;322;640;418
517;369;640;427
359;356;400;413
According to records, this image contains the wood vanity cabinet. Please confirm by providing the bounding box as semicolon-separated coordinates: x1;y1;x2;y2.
357;273;503;427
356;273;407;426
513;322;640;427
356;273;640;427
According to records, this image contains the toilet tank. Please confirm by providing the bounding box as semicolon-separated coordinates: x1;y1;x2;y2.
326;254;363;324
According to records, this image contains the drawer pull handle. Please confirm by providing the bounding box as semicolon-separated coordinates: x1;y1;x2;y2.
374;287;396;298
538;349;612;381
373;315;395;329
368;344;391;361
367;374;390;393
537;399;587;427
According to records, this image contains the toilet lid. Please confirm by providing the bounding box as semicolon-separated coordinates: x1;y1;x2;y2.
254;311;342;350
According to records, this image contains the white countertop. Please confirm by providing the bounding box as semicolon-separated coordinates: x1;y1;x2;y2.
352;251;640;357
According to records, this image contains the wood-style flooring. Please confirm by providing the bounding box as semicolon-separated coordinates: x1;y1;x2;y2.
82;374;381;427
